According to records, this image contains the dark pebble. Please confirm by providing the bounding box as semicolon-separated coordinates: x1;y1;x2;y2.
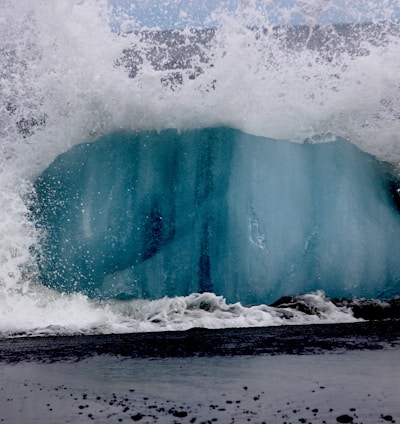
381;415;393;422
172;410;188;418
336;415;353;423
131;413;144;421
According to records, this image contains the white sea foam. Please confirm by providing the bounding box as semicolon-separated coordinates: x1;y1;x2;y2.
0;290;358;338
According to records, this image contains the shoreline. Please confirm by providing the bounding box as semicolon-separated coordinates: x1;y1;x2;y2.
1;319;400;363
1;321;399;423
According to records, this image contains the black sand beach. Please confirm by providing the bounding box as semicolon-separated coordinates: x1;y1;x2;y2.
1;321;400;423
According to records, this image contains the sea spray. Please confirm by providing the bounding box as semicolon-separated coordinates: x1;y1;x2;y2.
1;0;400;337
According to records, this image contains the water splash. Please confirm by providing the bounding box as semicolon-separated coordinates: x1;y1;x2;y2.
1;0;400;336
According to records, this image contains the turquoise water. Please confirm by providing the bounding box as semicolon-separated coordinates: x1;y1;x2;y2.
33;128;400;305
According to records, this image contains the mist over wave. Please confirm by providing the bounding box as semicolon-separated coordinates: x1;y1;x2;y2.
1;0;400;337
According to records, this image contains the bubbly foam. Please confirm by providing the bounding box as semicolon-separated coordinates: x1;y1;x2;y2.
0;0;399;337
0;290;359;339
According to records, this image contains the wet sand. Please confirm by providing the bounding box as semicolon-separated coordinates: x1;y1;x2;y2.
1;321;400;423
